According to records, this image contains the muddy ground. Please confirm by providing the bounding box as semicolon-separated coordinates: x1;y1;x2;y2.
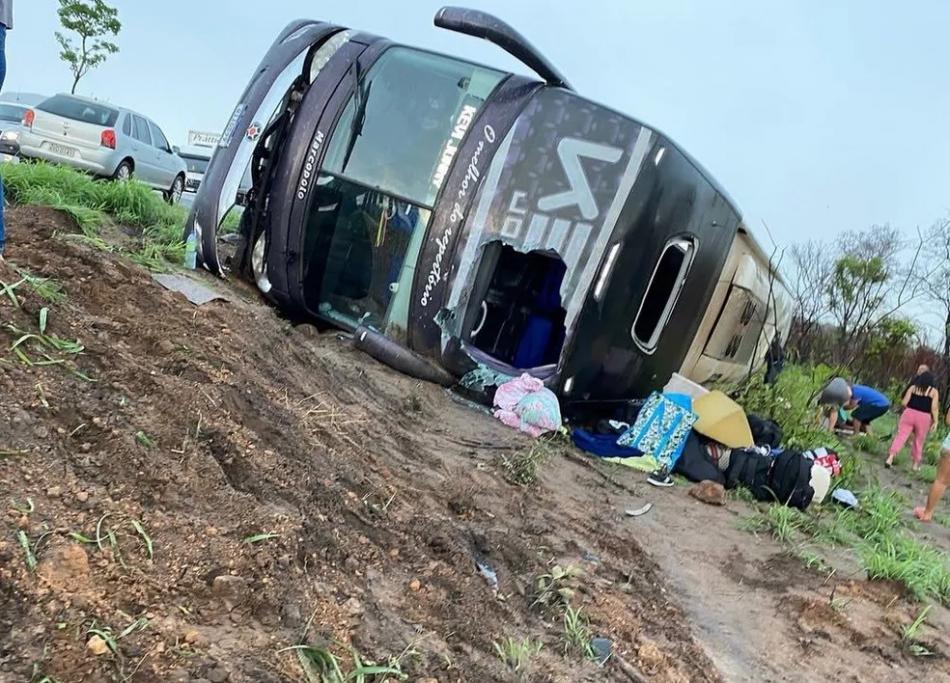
0;205;948;682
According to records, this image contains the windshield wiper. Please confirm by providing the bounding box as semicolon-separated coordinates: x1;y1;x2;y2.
341;60;372;173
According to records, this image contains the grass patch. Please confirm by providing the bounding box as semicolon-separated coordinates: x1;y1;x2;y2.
493;636;543;678
1;161;187;269
562;605;595;659
741;484;950;604
243;532;279;544
279;642;406;682
532;564;581;610
500;439;557;486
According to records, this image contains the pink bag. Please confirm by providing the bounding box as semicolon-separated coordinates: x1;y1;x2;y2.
493;373;561;438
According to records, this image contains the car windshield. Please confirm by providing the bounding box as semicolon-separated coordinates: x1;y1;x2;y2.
37;95;119;127
182;155;210;174
0;104;24;123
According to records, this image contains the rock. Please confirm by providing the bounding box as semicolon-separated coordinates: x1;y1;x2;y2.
87;634;110;656
157;339;176;355
637;639;665;671
415;679;439;683
409;579;422;592
212;575;248;605
280;602;303;628
168;668;190;683
343;597;363;616
46;485;63;498
76;491;89;503
184;629;203;645
207;667;230;683
294;323;320;338
38;543;90;589
689;480;726;506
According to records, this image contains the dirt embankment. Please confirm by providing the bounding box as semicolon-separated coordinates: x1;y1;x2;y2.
0;205;719;682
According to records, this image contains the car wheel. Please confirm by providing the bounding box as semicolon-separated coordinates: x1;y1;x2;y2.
113;160;133;182
167;175;184;205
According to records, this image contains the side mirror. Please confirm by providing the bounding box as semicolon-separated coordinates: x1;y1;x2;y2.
172;145;180;155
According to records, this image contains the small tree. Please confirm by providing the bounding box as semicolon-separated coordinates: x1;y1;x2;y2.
55;0;122;94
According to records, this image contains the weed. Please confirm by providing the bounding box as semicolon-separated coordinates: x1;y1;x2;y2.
728;486;759;505
14;269;66;304
851;433;885;457
935;511;950;528
134;431;156;448
493;636;543;676
533;564;582;610
501;439;555;486
17;530;37;571
900;605;935;656
562;605;595;659
901;604;931;642
279;643;405;682
129;520;154;559
243;532;280;544
12;497;34;514
860;534;950;603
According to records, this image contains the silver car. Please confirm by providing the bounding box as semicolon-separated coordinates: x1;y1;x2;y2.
10;93;187;203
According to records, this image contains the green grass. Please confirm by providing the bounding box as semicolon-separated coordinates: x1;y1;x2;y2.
493;636;543;677
278;643;406;682
1;161;188;268
500;439;557;486
741;484;950;604
562;605;595;659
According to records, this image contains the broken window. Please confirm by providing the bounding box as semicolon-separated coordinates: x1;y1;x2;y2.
466;244;567;371
632;237;695;352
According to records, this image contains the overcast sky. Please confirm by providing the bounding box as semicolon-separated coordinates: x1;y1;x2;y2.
7;0;950;255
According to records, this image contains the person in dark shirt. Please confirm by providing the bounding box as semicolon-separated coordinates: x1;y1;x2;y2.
886;371;940;470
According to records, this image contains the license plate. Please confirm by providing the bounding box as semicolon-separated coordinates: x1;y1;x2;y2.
48;142;76;158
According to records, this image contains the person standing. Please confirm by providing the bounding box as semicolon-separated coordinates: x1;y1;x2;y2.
914;406;950;522
0;0;11;259
886;371;940;470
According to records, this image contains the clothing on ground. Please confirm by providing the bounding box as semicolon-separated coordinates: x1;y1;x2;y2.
492;373;561;437
571;429;642;458
617;392;696;471
889;408;931;466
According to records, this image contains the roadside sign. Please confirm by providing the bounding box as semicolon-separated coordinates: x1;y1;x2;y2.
187;130;221;148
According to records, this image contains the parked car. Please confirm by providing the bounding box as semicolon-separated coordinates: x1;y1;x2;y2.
0;101;31;162
179;150;211;194
14;93;187;203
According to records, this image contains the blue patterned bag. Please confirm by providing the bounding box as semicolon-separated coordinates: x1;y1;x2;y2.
617;392;697;470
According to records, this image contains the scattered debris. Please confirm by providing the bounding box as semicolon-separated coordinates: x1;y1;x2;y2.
625;503;653;517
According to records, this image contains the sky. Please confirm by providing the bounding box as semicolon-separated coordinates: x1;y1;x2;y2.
6;0;950;257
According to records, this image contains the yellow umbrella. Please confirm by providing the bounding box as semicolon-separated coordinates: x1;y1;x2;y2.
692;390;755;448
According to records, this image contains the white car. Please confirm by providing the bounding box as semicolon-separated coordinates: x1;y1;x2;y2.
179;150;211;194
11;93;187;203
0;101;31;162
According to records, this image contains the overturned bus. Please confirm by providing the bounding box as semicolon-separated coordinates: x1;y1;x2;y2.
186;7;791;402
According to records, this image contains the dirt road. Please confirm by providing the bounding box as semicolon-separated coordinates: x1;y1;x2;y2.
1;206;947;682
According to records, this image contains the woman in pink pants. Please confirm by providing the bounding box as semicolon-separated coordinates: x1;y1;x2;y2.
886;371;940;471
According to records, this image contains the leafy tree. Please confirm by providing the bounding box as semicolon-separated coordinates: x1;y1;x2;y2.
55;0;122;94
918;215;950;388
